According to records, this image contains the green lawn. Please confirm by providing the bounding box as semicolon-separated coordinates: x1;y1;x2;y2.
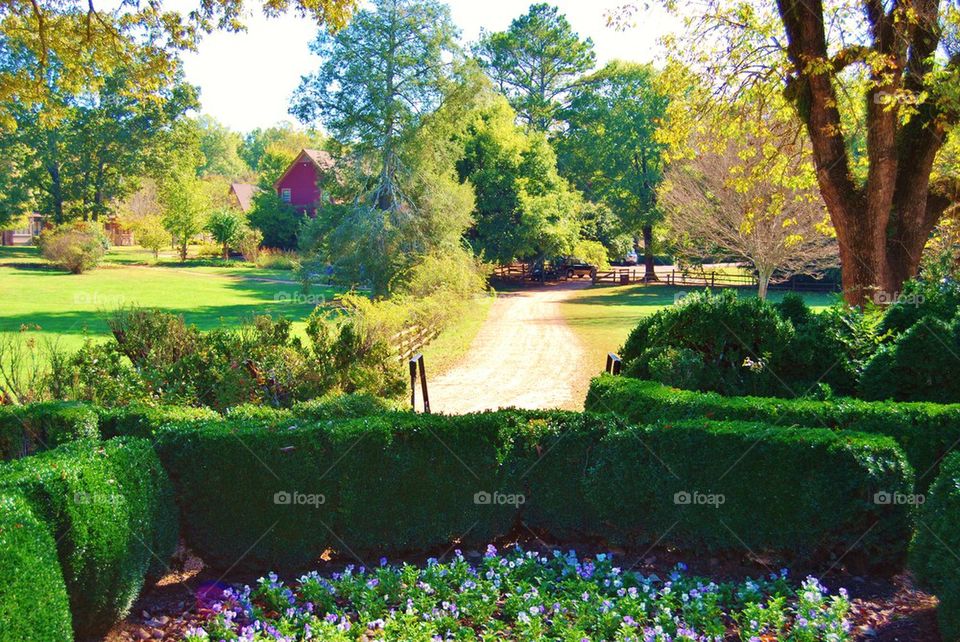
561;283;842;374
0;246;334;353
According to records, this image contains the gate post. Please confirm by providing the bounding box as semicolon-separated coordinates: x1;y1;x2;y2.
409;353;431;413
605;353;622;376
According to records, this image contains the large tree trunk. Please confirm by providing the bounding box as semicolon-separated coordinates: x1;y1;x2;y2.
777;0;951;306
641;224;658;282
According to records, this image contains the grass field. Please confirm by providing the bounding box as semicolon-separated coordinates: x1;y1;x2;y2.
0;246;334;353
561;283;842;374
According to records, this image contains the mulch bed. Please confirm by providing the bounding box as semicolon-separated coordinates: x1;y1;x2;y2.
104;536;942;642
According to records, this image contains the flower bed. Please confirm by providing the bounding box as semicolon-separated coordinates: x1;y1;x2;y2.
184;546;851;642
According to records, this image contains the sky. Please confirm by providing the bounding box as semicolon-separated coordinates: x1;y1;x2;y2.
179;1;676;133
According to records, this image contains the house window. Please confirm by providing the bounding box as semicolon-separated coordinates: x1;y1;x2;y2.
280;188;292;203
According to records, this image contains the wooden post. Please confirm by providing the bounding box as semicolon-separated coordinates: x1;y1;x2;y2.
606;353;622;376
409;353;430;413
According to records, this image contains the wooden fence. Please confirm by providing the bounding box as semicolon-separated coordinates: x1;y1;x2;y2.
392;323;442;362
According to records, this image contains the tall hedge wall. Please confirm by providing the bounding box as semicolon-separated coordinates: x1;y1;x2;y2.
586;375;960;491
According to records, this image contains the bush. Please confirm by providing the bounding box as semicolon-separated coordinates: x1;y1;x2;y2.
860;312;960;402
94;402;220;440
621;290;794;396
255;248;300;270
587;419;912;566
38;221;109;273
0;401;99;460
0;492;73;642
155;412;513;569
620;290;860;397
155;409;912;571
291;392;400;421
0;438;177;638
586;375;960;492
910;452;960;641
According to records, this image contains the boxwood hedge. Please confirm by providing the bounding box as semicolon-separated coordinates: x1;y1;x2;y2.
155;412;514;569
0;401;99;460
910;451;960;641
156;410;913;571
0;492;72;642
588;419;913;566
95;402;220;440
0;437;177;638
587;375;960;492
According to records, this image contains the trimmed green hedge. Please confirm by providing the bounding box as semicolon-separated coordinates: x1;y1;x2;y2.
0;401;99;460
156;410;913;571
95;402;220;440
0;437;178;638
588;419;912;565
910;452;960;642
155;412;513;569
0;492;73;642
587;375;960;492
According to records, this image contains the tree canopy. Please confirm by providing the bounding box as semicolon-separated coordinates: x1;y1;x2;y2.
557;60;669;278
474;3;595;131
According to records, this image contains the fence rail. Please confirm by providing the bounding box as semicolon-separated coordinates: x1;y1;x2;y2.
392;323;442;363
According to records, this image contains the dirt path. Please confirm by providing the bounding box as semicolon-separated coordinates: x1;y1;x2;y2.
423;282;590;414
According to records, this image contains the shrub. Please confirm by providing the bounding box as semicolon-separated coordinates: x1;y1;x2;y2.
587;419;913;567
255;248;300;270
237;227;264;262
291;392;400;421
248;191;306;249
94;402;220;440
0;492;73;642
910;452;960;641
156;410;912;571
38;221;109;273
155;412;513;569
0;401;99;460
0;438;177;637
621;290;794;396
860;312;960;402
586;375;960;492
620;290;861;397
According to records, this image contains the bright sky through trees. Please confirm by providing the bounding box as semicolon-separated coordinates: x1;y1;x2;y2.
180;0;677;131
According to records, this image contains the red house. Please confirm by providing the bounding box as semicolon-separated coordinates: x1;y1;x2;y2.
273;149;335;216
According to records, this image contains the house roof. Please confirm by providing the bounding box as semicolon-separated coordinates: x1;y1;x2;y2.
273;149;336;189
229;183;260;212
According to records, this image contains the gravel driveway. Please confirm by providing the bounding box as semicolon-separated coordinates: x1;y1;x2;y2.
422;281;591;413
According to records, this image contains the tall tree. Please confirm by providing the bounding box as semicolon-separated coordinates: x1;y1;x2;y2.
456;97;585;264
557;61;668;280
290;0;463;294
291;0;458;210
2;59;196;223
474;3;595;131
0;1;357;126
195;115;251;179
634;0;960;305
662;117;839;299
